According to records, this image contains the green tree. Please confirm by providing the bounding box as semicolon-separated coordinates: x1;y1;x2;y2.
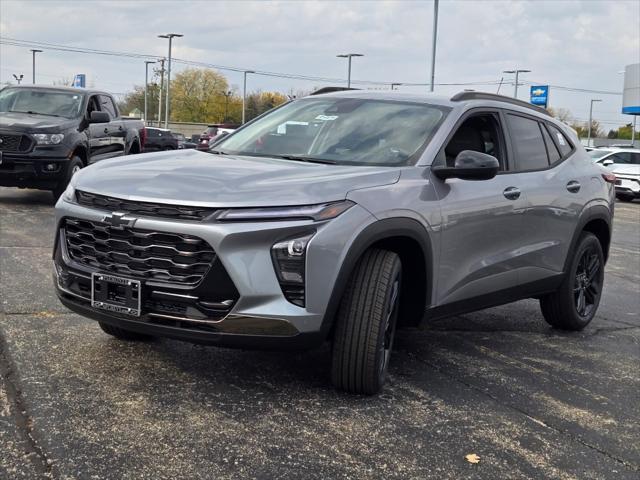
117;83;161;121
169;68;230;123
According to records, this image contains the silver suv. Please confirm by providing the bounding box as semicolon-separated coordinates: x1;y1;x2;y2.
53;90;615;394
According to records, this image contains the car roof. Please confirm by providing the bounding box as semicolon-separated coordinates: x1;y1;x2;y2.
3;84;108;96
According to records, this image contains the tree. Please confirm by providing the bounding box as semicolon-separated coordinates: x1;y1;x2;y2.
571;120;601;139
243;91;288;122
117;82;161;121
169;68;230;123
547;107;572;124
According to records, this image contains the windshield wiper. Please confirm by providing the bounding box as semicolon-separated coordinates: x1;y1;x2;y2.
11;110;63;118
272;154;337;165
209;149;228;155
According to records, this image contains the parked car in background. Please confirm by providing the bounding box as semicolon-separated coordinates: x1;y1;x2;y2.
611;164;640;201
589;148;640;169
174;132;197;149
0;85;145;200
144;127;178;151
54;90;614;394
197;123;239;151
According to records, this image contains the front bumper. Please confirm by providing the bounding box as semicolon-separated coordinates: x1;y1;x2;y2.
53;197;375;349
615;176;640;198
0;152;70;189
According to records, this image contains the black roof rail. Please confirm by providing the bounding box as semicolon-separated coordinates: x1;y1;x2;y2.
309;86;360;96
450;91;549;115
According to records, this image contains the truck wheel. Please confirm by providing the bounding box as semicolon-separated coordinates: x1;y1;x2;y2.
52;156;83;202
539;232;604;331
331;249;402;395
99;322;153;341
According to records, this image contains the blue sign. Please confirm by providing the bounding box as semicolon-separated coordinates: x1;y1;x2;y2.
530;85;549;107
72;74;86;88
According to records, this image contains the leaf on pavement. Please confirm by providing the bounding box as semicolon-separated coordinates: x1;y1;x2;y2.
465;453;481;464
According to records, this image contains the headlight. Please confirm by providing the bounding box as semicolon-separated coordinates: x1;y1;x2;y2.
217;200;355;222
271;231;315;307
33;133;65;145
61;183;76;203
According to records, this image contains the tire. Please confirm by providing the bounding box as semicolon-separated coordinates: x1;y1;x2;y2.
99;322;153;341
52;156;83;202
331;249;402;395
163;146;174;151
539;232;604;331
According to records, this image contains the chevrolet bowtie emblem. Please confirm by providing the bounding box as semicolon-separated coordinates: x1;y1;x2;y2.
102;211;136;229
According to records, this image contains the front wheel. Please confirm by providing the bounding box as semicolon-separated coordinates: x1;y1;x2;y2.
539;232;604;330
51;156;83;202
331;249;402;395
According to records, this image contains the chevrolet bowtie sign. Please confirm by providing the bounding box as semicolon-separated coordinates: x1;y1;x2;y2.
530;85;549;108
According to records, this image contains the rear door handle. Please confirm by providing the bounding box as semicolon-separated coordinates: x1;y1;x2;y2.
503;186;521;200
566;180;581;193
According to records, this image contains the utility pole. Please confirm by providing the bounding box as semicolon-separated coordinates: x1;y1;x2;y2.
144;60;156;125
158;33;183;129
336;53;364;88
503;69;531;98
587;99;602;147
429;0;439;92
157;58;165;127
242;70;255;124
30;49;42;84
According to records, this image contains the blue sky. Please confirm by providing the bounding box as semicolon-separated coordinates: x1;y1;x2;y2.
1;0;638;130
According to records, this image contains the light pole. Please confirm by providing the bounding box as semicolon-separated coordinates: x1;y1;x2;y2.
222;90;232;122
503;69;531;98
336;53;364;88
242;70;255;124
157;58;166;127
12;74;24;85
158;33;183;129
144;60;156;125
30;49;42;84
429;0;439;92
587;99;602;147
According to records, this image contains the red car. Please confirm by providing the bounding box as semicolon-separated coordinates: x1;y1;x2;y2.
197;123;239;151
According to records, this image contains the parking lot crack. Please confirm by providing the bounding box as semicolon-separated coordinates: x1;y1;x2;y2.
0;322;57;479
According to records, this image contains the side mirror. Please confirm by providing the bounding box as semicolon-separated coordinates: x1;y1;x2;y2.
89;111;110;124
602;159;614;166
432;150;500;181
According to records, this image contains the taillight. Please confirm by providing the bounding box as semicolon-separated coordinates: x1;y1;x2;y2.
602;173;616;184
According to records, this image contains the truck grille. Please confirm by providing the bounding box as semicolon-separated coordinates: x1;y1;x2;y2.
64;218;216;284
76;190;216;221
0;134;32;152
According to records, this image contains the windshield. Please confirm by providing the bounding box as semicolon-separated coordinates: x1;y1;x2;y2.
0;88;85;119
588;149;612;160
215;97;449;166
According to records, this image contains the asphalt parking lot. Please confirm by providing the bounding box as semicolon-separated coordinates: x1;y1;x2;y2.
0;187;638;480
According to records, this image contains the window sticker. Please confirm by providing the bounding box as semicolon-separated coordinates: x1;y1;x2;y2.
556;132;566;146
315;115;339;121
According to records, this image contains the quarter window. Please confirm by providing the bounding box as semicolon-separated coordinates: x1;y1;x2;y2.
506;114;549;171
546;124;573;157
540;124;561;164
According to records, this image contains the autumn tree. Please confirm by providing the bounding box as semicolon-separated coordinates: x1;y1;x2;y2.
117;83;161;121
169;68;230;123
547;107;572;124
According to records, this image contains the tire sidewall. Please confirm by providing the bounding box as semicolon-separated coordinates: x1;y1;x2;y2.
52;156;83;200
566;233;604;328
373;259;402;387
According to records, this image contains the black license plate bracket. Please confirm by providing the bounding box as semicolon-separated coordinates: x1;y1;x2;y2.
91;273;141;317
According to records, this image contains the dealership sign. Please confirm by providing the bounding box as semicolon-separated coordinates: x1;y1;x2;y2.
530;85;549;108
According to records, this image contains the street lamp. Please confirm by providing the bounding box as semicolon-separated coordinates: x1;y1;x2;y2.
336;53;364;88
144;60;156;125
30;49;42;84
429;0;439;92
158;33;183;129
242;70;255;124
587;99;602;147
12;74;24;85
503;69;531;98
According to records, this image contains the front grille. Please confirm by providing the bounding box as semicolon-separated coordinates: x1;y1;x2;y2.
0;134;32;152
76;190;217;221
64;218;216;284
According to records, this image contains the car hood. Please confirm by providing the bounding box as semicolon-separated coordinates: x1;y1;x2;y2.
0;111;76;131
612;164;640;176
74;149;401;207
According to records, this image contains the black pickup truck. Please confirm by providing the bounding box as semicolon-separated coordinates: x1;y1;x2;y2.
0;85;145;200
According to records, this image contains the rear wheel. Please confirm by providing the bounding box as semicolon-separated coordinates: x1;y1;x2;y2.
331;249;402;395
99;322;153;341
51;156;83;202
539;232;604;331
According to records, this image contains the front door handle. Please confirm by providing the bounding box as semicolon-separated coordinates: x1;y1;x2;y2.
566;180;581;193
503;186;521;200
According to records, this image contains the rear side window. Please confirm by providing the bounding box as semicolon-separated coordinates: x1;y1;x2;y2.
540;124;561;164
632;153;640;164
546;124;573;157
506;114;549;171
